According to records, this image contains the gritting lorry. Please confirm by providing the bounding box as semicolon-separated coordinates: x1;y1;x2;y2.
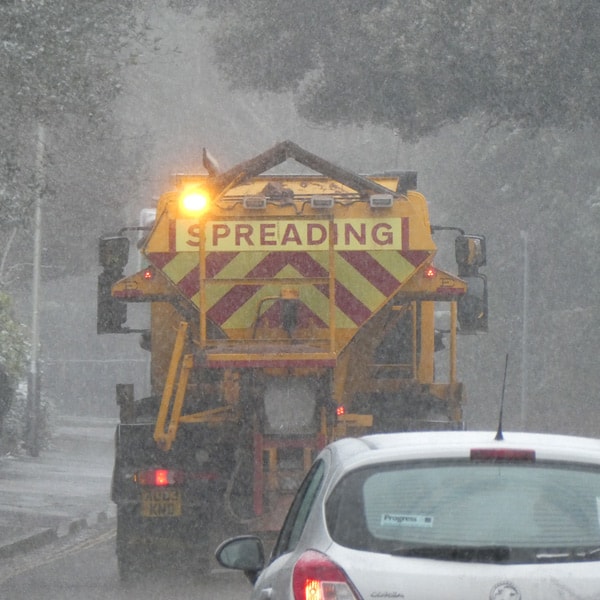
97;141;487;579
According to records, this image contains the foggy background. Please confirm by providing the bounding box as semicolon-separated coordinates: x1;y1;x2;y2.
2;1;598;436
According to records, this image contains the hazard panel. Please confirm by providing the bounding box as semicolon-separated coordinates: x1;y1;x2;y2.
145;214;432;357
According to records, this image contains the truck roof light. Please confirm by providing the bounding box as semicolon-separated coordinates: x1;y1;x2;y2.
143;268;153;280
243;196;267;209
181;190;209;214
310;195;334;209
424;266;437;278
369;193;394;208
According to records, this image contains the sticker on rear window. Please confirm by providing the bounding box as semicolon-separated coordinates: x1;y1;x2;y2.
380;513;434;528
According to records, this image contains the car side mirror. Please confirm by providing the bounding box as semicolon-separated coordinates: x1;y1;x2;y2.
215;536;265;584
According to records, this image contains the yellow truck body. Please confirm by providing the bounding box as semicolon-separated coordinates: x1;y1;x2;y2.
98;141;487;578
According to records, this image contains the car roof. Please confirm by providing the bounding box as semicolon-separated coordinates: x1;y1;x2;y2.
325;430;600;472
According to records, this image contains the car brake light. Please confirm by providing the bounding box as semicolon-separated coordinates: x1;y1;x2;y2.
135;468;185;486
292;550;361;600
470;448;535;461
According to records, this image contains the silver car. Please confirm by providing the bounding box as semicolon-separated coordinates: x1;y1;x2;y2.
216;431;600;599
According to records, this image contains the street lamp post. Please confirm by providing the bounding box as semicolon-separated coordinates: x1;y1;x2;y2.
26;124;45;457
520;230;529;429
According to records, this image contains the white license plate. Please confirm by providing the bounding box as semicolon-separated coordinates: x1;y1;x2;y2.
141;488;182;517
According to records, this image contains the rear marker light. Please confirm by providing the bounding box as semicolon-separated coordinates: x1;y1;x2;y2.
155;469;169;486
470;448;536;461
134;469;219;486
135;468;185;486
311;195;335;209
369;194;394;208
243;196;267;209
293;551;360;600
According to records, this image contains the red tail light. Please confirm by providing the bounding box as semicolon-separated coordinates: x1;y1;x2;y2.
135;468;185;486
292;551;361;600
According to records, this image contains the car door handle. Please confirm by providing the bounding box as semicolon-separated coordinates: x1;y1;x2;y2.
259;587;273;600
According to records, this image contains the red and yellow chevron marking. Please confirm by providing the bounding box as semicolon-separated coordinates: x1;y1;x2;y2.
145;214;432;352
147;249;428;327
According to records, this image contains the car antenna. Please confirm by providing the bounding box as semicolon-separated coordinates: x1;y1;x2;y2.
495;354;509;441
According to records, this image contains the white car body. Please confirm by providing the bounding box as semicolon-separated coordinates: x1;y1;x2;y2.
217;431;600;600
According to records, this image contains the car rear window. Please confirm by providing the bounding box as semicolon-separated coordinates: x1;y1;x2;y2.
326;460;600;561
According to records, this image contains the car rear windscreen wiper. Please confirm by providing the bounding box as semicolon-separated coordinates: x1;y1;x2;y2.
390;544;511;563
536;547;600;562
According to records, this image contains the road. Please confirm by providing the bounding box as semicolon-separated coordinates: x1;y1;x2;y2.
0;519;250;600
0;416;252;598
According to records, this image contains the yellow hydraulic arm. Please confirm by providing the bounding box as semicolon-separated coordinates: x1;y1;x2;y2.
153;320;237;451
154;321;193;451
